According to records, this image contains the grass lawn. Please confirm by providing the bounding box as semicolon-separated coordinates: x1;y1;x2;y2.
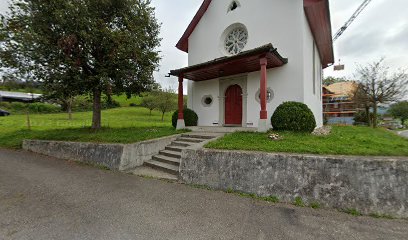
206;126;408;156
0;107;183;149
112;94;142;107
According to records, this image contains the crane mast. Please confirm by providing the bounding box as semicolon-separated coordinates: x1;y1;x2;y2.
333;0;372;42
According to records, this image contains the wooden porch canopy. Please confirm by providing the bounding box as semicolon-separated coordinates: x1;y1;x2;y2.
169;44;288;81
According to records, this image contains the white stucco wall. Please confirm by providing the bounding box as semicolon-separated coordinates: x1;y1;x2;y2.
191;79;220;126
302;13;324;127
186;0;324;128
246;67;304;128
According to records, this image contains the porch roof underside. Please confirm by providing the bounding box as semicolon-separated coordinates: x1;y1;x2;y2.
169;44;288;82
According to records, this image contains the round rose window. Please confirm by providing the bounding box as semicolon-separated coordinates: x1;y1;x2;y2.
224;27;248;55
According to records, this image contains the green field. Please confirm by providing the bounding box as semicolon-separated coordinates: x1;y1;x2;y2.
112;94;143;107
0;107;183;149
3;107;408;156
206;126;408;156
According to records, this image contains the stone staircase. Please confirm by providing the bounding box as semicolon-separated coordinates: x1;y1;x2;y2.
143;133;218;178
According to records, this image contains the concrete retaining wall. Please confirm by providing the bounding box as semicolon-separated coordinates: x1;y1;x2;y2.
23;135;178;171
180;149;408;218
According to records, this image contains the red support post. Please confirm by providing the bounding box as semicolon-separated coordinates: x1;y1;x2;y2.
260;58;268;120
178;75;184;120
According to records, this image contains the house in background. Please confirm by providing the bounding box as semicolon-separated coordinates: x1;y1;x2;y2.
0;91;42;103
170;0;334;131
323;82;358;125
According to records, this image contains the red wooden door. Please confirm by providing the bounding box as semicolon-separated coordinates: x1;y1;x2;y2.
225;85;243;125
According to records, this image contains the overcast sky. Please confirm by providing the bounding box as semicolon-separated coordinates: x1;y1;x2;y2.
1;0;407;91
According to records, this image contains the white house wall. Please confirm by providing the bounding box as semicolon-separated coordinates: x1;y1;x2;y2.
186;0;324;128
246;67;304;128
191;79;220;126
302;13;323;127
190;67;307;128
188;0;305;103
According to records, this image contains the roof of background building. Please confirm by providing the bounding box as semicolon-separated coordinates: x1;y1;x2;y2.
325;82;358;97
0;91;42;101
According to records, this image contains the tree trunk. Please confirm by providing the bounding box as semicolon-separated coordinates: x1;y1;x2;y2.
92;89;102;130
161;112;165;121
106;93;113;105
149;109;152;116
365;106;371;127
106;84;113;105
67;98;73;120
372;103;378;128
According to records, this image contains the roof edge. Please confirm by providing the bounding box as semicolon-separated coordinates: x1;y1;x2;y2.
176;0;333;66
170;43;288;77
304;0;334;68
176;0;212;53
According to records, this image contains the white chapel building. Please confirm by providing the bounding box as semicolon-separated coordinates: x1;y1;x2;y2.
170;0;334;132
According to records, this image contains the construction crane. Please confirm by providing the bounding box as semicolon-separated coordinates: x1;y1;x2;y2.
332;0;373;70
333;0;373;42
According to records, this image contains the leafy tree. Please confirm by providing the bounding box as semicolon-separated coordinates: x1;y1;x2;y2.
354;59;408;128
155;89;177;121
140;92;158;116
0;0;161;129
41;69;84;120
1;76;20;91
352;84;373;126
140;82;162;115
388;101;408;126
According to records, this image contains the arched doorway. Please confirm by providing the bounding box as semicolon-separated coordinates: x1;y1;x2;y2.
225;84;243;125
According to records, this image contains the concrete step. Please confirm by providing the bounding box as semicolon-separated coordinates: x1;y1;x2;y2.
181;134;216;140
171;141;192;147
159;150;181;159
152;154;180;166
127;166;178;181
144;160;179;175
176;137;205;143
165;146;184;152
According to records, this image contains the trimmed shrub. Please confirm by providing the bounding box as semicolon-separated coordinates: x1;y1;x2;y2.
172;108;198;128
271;101;316;133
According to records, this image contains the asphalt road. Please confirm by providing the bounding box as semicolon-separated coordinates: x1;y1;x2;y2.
1;149;407;240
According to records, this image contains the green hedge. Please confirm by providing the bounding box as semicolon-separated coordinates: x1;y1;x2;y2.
172;108;198;128
0;102;61;114
1;97;120;114
28;103;60;113
271;101;316;133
